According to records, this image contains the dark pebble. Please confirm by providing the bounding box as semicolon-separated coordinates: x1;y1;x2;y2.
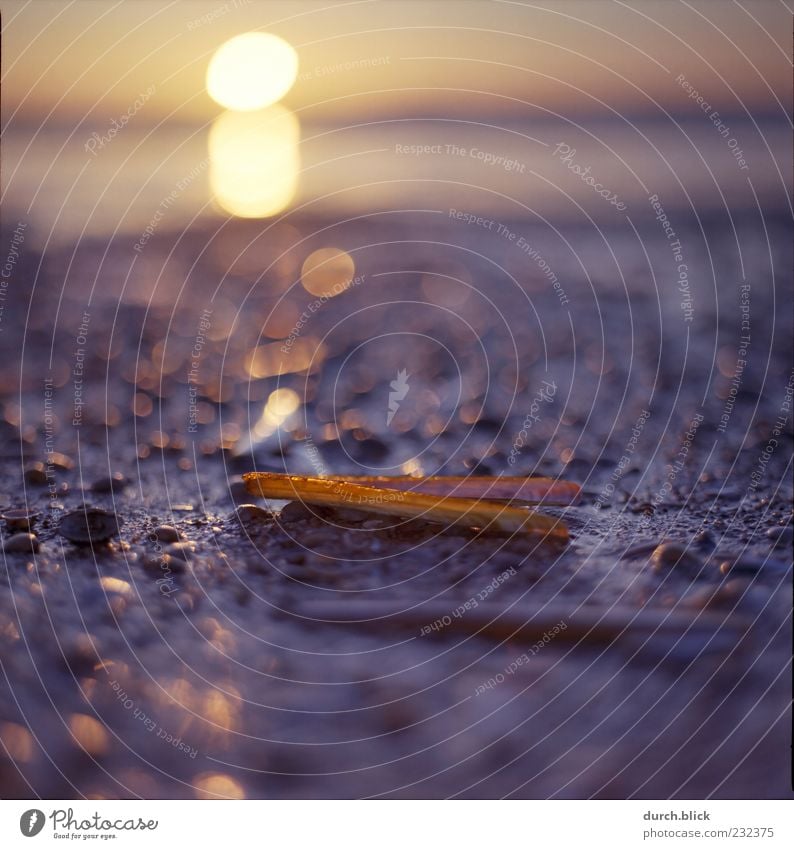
2;532;40;553
58;508;122;545
684;579;752;610
23;462;48;485
235;504;274;526
693;529;715;547
718;555;790;576
143;552;185;574
463;458;493;474
152;525;181;543
766;526;793;549
279;501;322;523
618;542;660;560
48;452;74;471
63;633;101;675
91;472;128;493
649;542;703;574
325;506;379;524
164;542;196;561
1;508;40;531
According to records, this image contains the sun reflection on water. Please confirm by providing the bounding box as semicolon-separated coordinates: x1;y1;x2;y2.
209;106;300;218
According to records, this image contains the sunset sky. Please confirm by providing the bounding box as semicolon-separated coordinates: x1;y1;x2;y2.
2;0;789;126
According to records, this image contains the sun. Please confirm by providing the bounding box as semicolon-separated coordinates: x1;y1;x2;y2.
206;32;298;111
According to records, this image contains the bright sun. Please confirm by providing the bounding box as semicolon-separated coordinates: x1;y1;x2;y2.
206;32;298;111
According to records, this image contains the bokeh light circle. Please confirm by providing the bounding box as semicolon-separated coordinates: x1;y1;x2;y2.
206;32;298;110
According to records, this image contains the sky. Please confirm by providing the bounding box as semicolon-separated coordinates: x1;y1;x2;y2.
1;0;790;242
2;0;790;127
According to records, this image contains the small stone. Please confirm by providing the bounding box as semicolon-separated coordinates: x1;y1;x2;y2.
23;462;48;485
279;501;319;524
717;555;790;576
649;542;703;574
164;541;196;561
684;579;752;610
693;529;714;547
1;508;40;531
142;552;185;574
766;526;793;549
58;507;122;545
152;525;181;543
48;452;74;471
235;504;273;527
2;533;40;553
325;506;377;524
91;472;128;493
618;542;660;560
63;633;101;675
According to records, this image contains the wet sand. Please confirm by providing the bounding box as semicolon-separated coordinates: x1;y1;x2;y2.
1;214;792;798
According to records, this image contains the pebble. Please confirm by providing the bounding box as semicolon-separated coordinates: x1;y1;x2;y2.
717;555;790;577
23;462;48;485
325;507;378;524
684;579;752;611
62;633;101;675
693;529;715;547
164;541;196;561
235;504;273;527
142;552;185;574
1;508;40;531
279;501;320;524
91;472;128;493
152;525;181;543
49;452;74;471
649;542;703;574
618;542;659;560
58;508;122;545
2;532;40;553
766;526;793;549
